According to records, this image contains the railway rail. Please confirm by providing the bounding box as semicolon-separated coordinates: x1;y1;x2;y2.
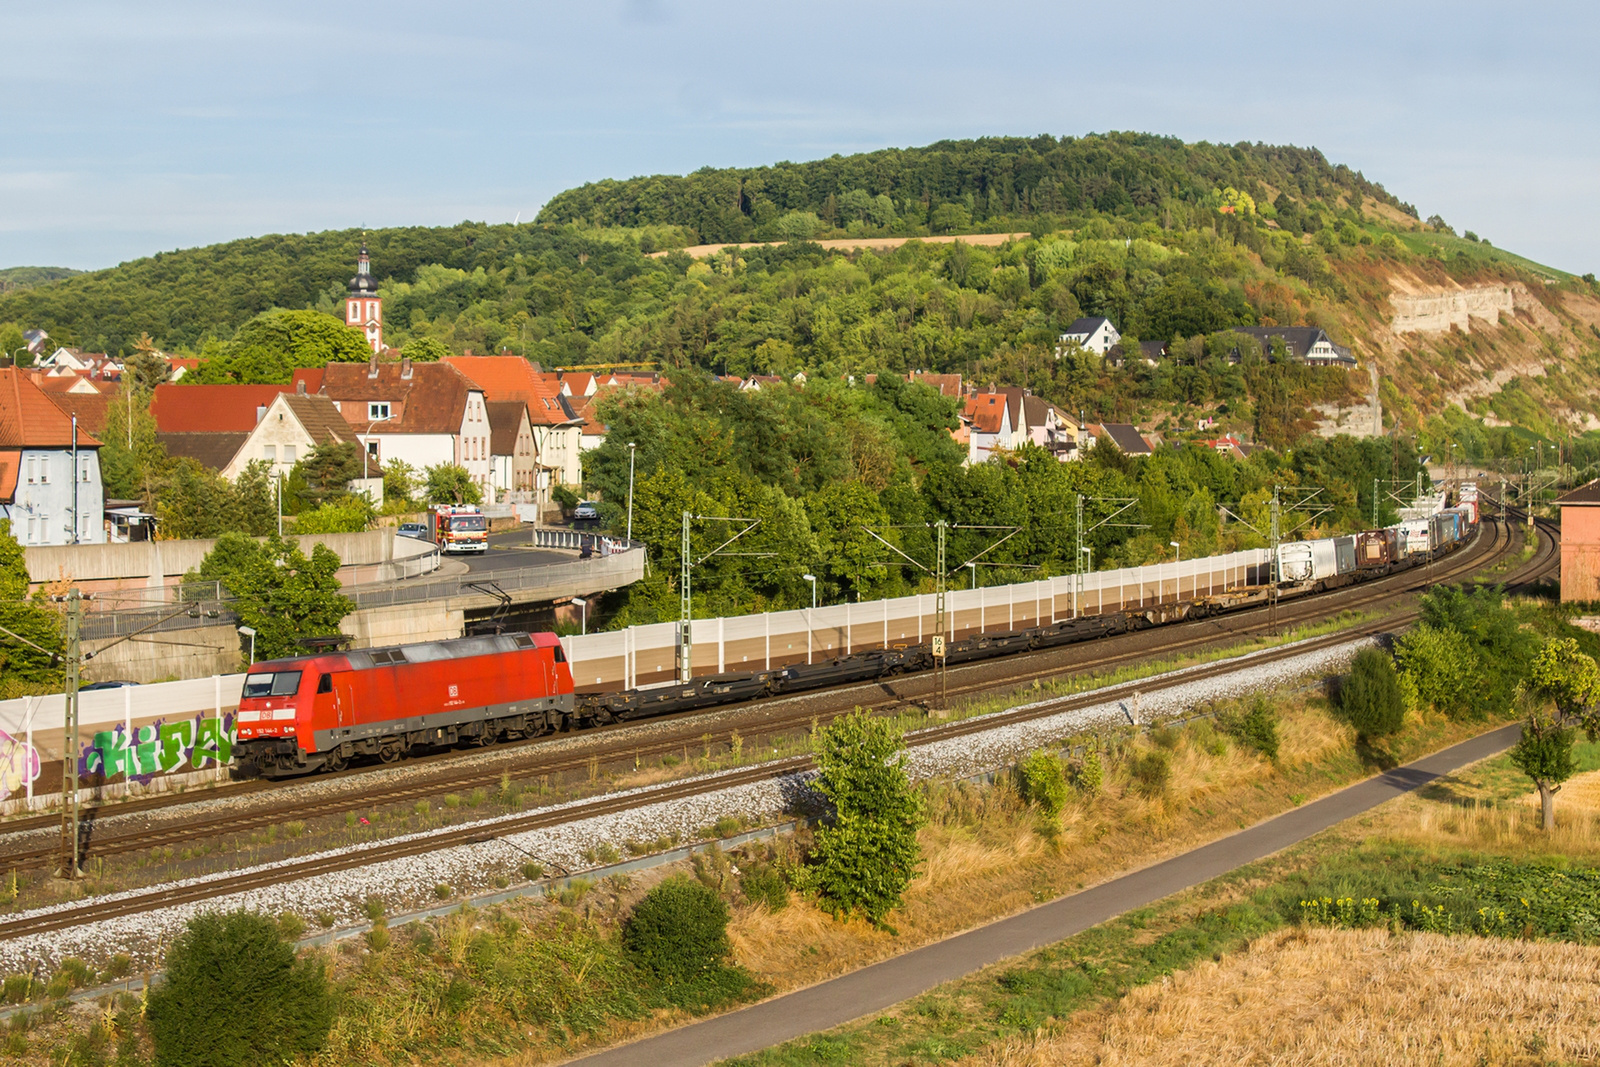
0;514;1555;940
0;515;1542;875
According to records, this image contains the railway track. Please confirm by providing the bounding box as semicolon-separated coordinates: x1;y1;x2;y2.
0;515;1543;876
0;515;1555;941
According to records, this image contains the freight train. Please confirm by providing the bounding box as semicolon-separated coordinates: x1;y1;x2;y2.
233;499;1480;779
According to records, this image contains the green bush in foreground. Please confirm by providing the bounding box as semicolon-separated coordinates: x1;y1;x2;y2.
1016;751;1069;817
623;876;732;983
807;710;926;929
1339;647;1406;743
147;910;332;1067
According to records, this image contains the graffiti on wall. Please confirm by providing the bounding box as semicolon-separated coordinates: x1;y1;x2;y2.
84;716;234;780
0;729;41;801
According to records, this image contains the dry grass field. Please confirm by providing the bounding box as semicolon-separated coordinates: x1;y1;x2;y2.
965;926;1600;1067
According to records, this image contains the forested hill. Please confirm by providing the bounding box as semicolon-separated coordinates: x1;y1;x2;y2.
0;266;80;294
536;133;1416;243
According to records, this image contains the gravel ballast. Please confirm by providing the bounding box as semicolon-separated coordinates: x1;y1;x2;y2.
0;632;1374;974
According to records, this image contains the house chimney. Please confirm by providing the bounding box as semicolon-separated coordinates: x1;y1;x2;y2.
256;404;266;424
368;350;380;379
401;356;413;379
296;379;306;395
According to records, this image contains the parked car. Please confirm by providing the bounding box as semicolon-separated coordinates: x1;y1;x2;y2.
397;522;429;540
573;501;600;521
80;680;139;691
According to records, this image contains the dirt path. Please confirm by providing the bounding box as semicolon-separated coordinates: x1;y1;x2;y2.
646;233;1031;259
563;723;1522;1067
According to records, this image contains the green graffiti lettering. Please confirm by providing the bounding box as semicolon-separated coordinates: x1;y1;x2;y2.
86;730;135;779
193;719;233;768
131;725;159;776
157;721;194;773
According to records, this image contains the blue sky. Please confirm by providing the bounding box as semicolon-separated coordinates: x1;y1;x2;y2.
2;1;1595;273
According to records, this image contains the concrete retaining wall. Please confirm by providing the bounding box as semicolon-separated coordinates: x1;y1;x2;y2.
26;529;403;598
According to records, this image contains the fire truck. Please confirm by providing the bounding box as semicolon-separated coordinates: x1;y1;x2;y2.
429;504;489;554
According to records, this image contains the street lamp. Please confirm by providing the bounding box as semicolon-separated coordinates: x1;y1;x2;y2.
570;597;588;636
237;625;257;665
626;442;637;543
966;562;978;589
801;573;817;610
1169;541;1181;601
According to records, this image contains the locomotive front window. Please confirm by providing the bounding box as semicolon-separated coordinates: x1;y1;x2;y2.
242;671;304;698
451;516;487;532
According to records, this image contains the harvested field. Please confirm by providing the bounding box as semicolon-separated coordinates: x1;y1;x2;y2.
969;926;1600;1067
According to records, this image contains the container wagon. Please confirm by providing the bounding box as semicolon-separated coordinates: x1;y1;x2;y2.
234;632;573;778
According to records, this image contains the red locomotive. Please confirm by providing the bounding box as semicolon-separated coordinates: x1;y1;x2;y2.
234;632;574;778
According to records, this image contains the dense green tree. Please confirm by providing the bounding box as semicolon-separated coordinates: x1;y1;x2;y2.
1339;647;1406;744
190;309;373;385
424;463;482;505
1516;638;1600;830
294;441;364;506
147;910;332;1067
0;521;62;694
806;710;925;929
401;336;451;362
195;533;353;659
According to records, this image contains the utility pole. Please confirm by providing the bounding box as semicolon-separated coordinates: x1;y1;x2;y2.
1269;487;1281;634
56;589;82;880
680;511;692;684
933;519;947;711
1372;476;1379;528
1074;493;1085;618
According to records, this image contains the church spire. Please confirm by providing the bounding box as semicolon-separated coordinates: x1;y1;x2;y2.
344;236;383;353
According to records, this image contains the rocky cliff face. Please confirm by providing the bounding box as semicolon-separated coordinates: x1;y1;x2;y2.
1389;283;1514;333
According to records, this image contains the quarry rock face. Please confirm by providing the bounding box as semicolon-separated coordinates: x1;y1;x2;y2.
1389;283;1515;333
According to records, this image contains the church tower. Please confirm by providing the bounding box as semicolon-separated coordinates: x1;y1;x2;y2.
345;241;383;353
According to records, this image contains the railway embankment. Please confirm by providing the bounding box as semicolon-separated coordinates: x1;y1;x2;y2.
0;628;1398;973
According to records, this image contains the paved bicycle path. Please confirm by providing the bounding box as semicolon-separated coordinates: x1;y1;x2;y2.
567;723;1522;1067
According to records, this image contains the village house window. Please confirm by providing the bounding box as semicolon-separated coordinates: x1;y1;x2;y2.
37;457;47;485
368;402;390;421
283;445;296;464
263;445;276;463
80;456;92;482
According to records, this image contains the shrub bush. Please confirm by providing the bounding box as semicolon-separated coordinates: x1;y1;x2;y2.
622;876;732;984
147;910;332;1067
1070;749;1103;796
1217;696;1280;761
1129;749;1171;798
1015;750;1069;817
1339;647;1406;742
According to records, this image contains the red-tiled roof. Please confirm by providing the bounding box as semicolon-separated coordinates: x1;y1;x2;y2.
317;362;478;434
43;392;115;438
291;367;326;395
0;451;18;501
0;368;101;447
910;371;964;398
962;392;1009;435
444;356;576;427
151;383;292;433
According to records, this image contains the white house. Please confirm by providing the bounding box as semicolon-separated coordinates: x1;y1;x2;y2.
222;388;355;482
1056;316;1121;357
0;368;104;545
444;356;586;490
318;358;492;499
962;388;1078;465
